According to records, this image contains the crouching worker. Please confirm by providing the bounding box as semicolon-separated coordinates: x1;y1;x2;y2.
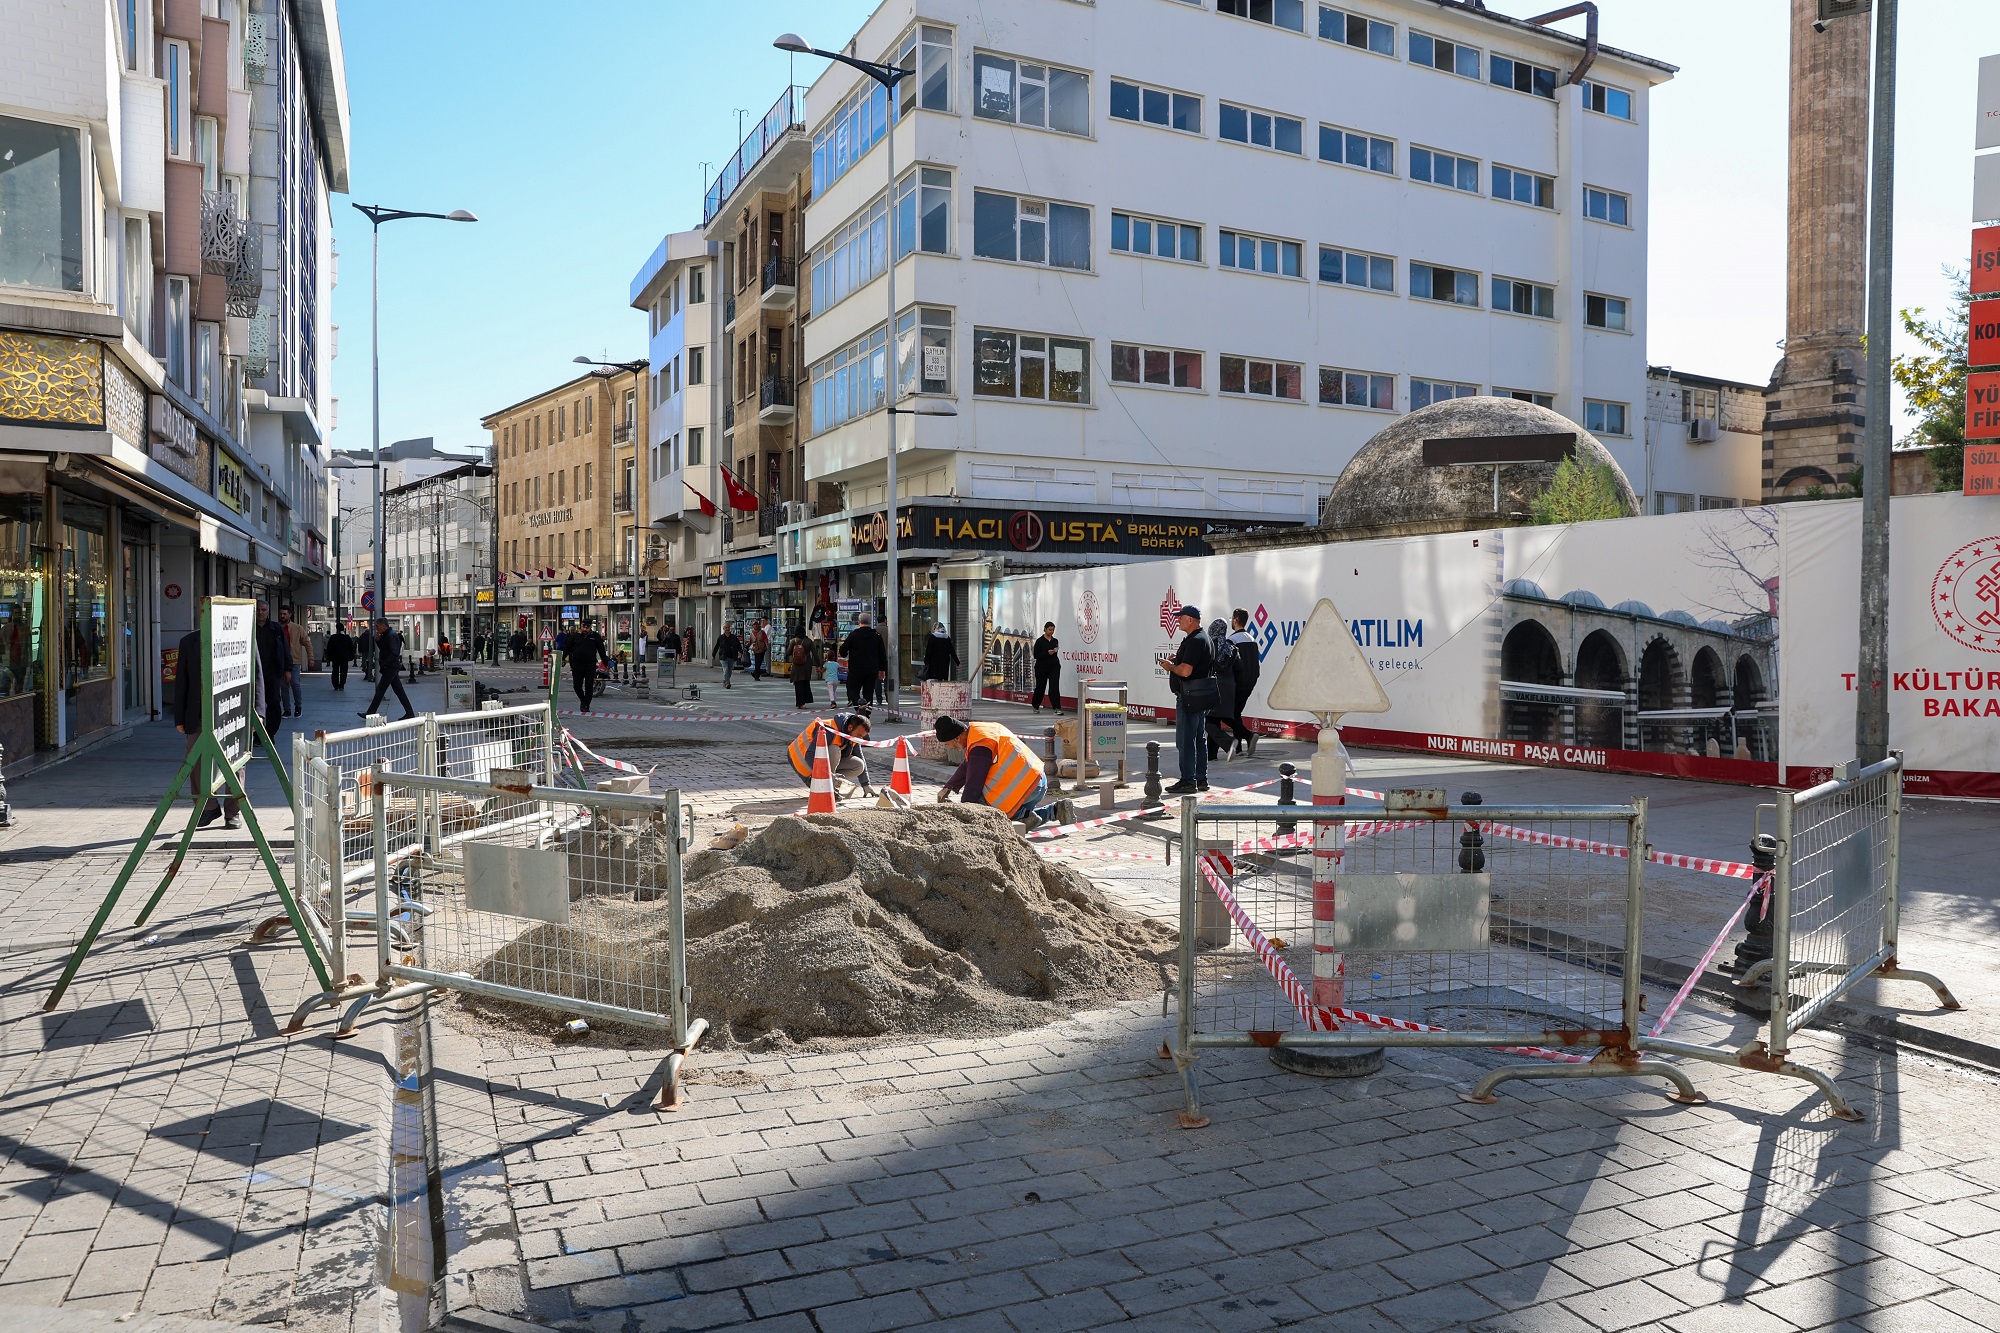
787;710;875;797
931;715;1072;830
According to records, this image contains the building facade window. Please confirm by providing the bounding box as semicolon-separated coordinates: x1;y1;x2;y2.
1582;80;1635;120
1319;245;1393;291
165;41;189;156
1318;124;1394;174
896;24;954;115
1318;6;1395;54
896;307;954;396
62;498;110;688
1498;388;1555;407
1584;186;1630;226
165;277;190;386
689;268;705;302
973;328;1090;404
1109;79;1201;134
1111;211;1201;263
1220;355;1303;400
688;348;704;385
1111;342;1202;390
972;53;1089;135
1585;399;1630;435
1411;146;1478;193
1220;0;1306;33
1492;276;1556;319
1411;262;1479;307
1220;228;1302;278
810;324;889;434
811;80;890;195
1684;387;1720;420
1412;378;1477;409
1492;164;1555;209
688;426;704;464
1490;53;1558;98
1319;366;1394;410
1585;293;1629;330
1220;101;1304;155
813;193;889;314
1409;31;1480;79
0;117;87;293
972;191;1091;271
895;165;952;259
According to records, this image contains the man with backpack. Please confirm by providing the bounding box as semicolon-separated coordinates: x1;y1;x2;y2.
1220;607;1262;760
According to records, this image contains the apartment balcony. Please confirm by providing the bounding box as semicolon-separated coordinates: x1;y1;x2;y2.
722;400;735;433
758;375;795;425
759;256;798;311
702;86;808;227
612;422;634;444
613;489;635;514
724;294;737;327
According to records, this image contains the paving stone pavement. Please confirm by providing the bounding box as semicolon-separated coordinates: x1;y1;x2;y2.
3;660;1999;1330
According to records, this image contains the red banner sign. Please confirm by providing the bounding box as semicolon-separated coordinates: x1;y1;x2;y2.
385;597;437;613
1975;226;2000;296
1969;371;2000;440
1966;443;2000;496
1972;297;2000;370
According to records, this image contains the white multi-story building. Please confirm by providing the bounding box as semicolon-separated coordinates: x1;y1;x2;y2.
1641;367;1765;514
785;0;1674;621
0;0;345;767
630;232;728;652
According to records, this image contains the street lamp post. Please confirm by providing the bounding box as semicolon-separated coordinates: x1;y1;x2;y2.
574;356;650;674
775;34;913;716
351;203;477;652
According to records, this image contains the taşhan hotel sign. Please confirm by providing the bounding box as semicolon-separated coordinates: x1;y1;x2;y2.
526;507;575;529
205;598;257;771
846;504;1295;560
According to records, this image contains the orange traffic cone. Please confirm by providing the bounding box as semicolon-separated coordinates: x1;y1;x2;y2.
807;728;838;815
890;737;914;798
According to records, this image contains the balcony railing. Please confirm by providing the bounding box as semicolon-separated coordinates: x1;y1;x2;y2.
613;489;635;513
758;502;782;538
761;256;797;294
724;294;736;325
612;422;634;444
759;376;795;411
723;401;735;431
702;85;807;224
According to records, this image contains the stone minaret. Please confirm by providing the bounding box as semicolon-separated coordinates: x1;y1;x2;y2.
1763;0;1871;499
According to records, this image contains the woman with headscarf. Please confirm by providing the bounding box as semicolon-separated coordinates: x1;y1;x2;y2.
923;623;961;683
1205;618;1240;763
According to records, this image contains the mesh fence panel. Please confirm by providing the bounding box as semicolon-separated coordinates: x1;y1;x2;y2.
1782;765;1894;1031
434;706;554;787
1189;811;1636;1045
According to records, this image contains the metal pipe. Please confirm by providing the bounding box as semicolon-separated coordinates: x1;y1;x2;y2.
882;100;902;718
386;962;678;1032
1883;752;1902;956
1176;793;1204;1125
1768;789;1796;1060
1622;798;1646;1048
1856;0;1898;766
372;763;391;985
376;768;670;813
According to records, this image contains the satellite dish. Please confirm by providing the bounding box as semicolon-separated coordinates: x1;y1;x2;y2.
1267;598;1390;723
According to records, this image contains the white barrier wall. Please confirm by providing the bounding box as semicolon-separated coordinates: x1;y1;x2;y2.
989;494;2000;797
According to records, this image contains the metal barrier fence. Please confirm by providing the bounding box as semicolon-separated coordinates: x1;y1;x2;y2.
358;768;704;1109
1739;755;1959;1066
285;703;557;1030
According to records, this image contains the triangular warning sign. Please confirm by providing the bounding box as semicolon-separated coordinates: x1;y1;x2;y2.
1266;598;1391;720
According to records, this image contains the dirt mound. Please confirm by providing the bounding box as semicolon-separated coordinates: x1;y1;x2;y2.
471;804;1174;1046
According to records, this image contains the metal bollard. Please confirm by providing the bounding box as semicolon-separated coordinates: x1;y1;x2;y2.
1144;741;1163;804
1731;832;1780;972
1274;761;1297;835
1043;728;1064;795
1457;791;1485;873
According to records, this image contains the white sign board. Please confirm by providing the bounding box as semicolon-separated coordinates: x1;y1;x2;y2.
1979;54;2000;152
1978;153;2000;225
205;598;257;771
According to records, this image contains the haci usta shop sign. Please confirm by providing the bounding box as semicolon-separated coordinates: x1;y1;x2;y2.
846;504;1294;559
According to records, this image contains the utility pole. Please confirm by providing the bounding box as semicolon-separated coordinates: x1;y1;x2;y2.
1855;0;1898;765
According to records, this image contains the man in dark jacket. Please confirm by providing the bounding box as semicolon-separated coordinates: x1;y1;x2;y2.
568;625;604;711
923;624;960;683
357;623;377;682
1031;622;1060;712
324;623;356;691
254;602;292;741
361;618;415;719
172;627;239;828
840;613;886;708
1159;606;1214;795
1224;607;1261;760
714;625;743;689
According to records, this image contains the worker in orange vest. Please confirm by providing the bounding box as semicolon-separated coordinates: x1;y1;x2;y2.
930;715;1072;829
786;711;875;796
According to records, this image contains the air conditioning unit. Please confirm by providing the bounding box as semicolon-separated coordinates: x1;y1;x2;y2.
783;501;812;525
1688;418;1719;443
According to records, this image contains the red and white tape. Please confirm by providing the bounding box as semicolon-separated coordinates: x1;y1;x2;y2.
560;729;655;777
1647;873;1770;1039
1026;778;1278;842
1474;819;1763;881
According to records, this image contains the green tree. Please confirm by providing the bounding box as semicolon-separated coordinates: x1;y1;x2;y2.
1532;457;1628;525
1891;267;1968;492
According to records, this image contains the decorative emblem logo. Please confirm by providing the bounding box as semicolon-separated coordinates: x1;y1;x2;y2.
1007;510;1044;551
1158;586;1182;641
1932;538;2000;653
1077;588;1099;645
860;512;887;554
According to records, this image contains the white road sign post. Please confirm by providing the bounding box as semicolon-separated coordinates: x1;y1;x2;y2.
1266;598;1391;1074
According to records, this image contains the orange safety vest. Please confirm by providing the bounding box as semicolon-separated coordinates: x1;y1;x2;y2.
787;718;840;780
963;722;1043;818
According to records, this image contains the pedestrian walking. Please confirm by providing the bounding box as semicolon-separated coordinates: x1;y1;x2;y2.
567;627;604;711
171;626;241;829
280;607;311;716
1031;622;1061;711
1204;619;1241;764
840;613;886;709
923;623;961;683
1159;605;1216;794
357;623;377;682
361;618;416;720
324;622;356;692
749;620;770;681
1225;607;1261;760
714;625;743;689
254;602;292;741
788;634;818;708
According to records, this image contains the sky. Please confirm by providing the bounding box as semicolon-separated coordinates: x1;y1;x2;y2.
326;0;2000;461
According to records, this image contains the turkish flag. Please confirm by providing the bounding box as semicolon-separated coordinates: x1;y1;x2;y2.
685;483;718;516
720;469;761;512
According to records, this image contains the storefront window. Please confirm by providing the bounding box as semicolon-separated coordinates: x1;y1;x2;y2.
0;495;46;700
0;115;87;293
63;498;111;687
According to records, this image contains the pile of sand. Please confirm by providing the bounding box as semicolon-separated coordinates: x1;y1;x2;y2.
470;804;1174;1046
